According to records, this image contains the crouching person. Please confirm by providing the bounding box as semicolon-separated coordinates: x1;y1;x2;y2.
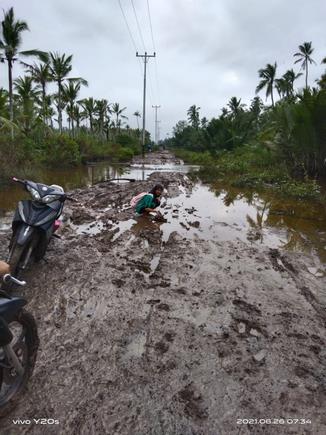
131;184;163;216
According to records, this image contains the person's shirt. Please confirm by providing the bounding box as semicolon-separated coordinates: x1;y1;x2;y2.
135;193;158;214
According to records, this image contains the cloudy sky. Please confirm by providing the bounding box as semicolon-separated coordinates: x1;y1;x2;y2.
1;0;325;139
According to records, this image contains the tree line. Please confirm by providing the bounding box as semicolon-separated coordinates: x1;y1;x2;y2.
0;7;146;172
167;42;326;179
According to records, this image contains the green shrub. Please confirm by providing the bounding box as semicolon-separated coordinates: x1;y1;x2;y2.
42;134;81;166
116;147;135;162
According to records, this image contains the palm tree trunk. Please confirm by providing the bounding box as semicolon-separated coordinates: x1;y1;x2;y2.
7;58;13;122
7;58;14;138
42;83;46;125
90;114;93;132
305;61;308;89
271;88;274;107
58;80;62;133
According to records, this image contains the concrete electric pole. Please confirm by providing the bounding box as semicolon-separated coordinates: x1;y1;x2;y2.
152;105;161;145
136;51;156;159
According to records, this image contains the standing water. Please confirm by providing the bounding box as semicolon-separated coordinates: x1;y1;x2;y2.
0;161;325;269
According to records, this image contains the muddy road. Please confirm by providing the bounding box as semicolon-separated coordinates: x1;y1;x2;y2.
0;151;326;434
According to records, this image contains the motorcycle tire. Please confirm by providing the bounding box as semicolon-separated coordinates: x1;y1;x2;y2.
0;309;39;418
1;243;26;292
8;244;26;280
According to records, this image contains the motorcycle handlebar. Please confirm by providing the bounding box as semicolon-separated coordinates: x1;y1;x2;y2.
12;177;25;184
64;195;76;202
3;274;26;286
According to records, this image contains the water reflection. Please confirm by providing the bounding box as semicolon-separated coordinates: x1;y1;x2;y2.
0;162;325;265
210;182;326;264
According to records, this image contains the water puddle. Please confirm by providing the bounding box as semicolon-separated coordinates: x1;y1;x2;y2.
111;219;137;242
70;220;105;235
0;211;11;232
1;160;325;266
99;182;326;268
150;254;161;274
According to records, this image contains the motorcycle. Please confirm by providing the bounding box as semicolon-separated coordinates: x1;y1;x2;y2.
0;261;39;417
8;177;70;277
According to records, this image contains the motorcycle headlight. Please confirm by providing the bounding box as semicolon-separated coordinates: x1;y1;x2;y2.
42;194;61;203
26;185;41;201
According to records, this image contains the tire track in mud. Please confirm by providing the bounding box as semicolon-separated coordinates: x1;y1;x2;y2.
0;155;325;434
269;248;326;322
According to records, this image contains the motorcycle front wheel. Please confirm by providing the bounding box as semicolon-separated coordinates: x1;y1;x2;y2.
0;309;39;418
8;244;26;279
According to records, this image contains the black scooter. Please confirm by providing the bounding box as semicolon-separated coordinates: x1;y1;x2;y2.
0;266;39;416
8;178;70;277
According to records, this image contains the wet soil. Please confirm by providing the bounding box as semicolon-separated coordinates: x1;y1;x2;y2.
0;151;326;434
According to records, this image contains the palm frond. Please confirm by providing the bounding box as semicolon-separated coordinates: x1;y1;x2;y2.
0;116;20;132
67;77;88;86
20;49;48;62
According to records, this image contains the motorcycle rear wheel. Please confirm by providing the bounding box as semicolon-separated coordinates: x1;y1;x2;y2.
0;309;39;418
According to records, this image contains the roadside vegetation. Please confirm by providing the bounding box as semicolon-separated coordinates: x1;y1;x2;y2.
165;43;326;200
0;7;147;183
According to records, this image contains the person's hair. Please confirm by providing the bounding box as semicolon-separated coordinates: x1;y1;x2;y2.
149;184;163;197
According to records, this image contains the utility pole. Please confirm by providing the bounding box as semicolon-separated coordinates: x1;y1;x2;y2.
136;51;156;159
157;120;161;145
152;105;161;145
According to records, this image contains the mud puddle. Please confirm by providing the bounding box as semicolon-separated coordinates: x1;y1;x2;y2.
0;151;325;434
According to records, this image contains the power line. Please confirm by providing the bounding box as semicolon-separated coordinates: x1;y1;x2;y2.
117;0;138;52
129;0;155;108
146;0;161;105
146;0;156;51
117;0;146;86
130;0;146;52
117;0;156;133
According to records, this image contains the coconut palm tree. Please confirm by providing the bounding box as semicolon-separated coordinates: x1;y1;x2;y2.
49;52;72;132
14;75;40;134
111;103;128;132
283;69;302;97
72;105;84;130
79;97;96;131
49;52;87;132
220;107;228;119
24;61;52;123
96;99;109;136
62;81;85;136
294;42;316;89
187;105;200;129
275;78;288;99
201;117;208;128
0;7;47;125
42;94;55;127
133;110;141;129
227;97;245;118
256;62;277;107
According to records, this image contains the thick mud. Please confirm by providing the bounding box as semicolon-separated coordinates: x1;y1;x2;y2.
0;151;326;435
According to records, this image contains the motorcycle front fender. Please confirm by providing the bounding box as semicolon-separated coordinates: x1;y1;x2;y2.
15;224;35;247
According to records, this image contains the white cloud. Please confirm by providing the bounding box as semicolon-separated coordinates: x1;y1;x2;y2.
1;0;325;139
